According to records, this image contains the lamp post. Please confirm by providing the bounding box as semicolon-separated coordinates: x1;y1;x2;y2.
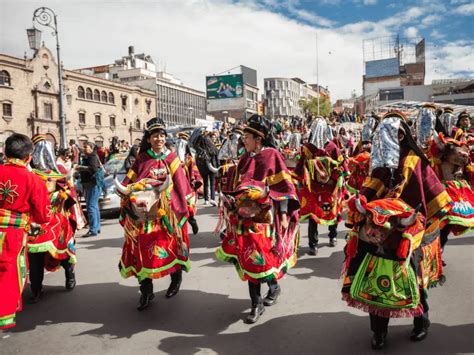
316;32;320;116
27;7;67;149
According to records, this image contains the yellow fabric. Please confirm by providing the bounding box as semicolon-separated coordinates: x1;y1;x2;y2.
265;170;293;186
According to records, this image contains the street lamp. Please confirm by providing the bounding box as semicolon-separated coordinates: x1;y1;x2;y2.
27;7;67;149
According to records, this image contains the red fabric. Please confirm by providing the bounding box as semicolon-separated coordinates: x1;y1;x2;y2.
0;162;51;329
119;150;193;280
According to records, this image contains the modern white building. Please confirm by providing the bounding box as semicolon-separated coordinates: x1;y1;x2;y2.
75;46;206;127
263;77;321;118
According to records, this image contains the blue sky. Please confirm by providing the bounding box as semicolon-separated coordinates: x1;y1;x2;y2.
1;0;473;99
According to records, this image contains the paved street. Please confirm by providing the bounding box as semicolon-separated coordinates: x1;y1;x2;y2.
1;203;473;355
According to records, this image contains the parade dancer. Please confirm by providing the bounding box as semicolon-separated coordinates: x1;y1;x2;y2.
295;117;346;255
175;131;202;235
116;118;193;311
342;111;451;350
27;135;78;302
216;115;300;324
0;134;51;329
424;107;474;255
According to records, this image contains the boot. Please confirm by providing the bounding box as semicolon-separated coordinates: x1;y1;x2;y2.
137;293;155;311
371;332;387;350
329;237;338;247
64;263;76;291
166;270;182;298
245;303;265;324
308;245;318;256
263;285;281;307
29;289;43;304
137;278;154;311
188;216;199;235
410;316;430;342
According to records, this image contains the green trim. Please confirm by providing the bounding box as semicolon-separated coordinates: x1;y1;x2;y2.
178;216;188;228
0;314;15;328
215;247;295;281
120;258;190;282
300;213;338;225
27;241;77;264
346;184;358;195
146;148;170;161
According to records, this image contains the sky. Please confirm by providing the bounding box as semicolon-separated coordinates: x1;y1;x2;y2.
0;0;473;100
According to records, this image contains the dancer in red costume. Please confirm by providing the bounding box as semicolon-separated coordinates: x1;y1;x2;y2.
0;134;51;329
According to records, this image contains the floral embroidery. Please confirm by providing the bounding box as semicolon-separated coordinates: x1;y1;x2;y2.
250;250;265;266
154;245;169;259
0;180;19;204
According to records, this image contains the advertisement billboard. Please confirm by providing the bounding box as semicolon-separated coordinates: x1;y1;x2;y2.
206;74;243;99
365;58;400;78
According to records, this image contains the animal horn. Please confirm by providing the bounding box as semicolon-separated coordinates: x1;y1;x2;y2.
114;178;130;195
355;193;367;215
400;204;421;227
207;162;219;174
261;186;270;198
156;174;171;193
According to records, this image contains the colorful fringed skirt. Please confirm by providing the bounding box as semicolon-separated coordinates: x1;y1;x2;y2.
119;216;190;281
216;218;298;284
440;179;474;236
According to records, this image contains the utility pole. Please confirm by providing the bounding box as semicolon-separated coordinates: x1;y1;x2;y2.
316;32;320;116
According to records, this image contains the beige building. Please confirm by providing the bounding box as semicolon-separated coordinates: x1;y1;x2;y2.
0;45;156;150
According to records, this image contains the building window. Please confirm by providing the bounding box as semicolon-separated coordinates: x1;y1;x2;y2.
2;103;12;117
79;112;86;125
101;90;107;102
77;86;85;99
121;95;127;109
112;73;118;79
146;99;151;113
95;114;101;126
44;103;53;119
108;92;115;104
93;89;100;101
86;88;93;100
134;118;141;129
0;71;11;86
109;115;116;127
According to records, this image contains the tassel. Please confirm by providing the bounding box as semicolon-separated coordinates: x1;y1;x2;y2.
397;238;410;259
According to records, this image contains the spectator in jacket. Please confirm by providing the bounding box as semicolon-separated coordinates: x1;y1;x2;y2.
195;133;219;206
76;142;101;237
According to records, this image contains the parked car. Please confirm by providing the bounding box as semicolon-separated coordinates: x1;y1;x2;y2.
76;153;127;216
99;153;128;214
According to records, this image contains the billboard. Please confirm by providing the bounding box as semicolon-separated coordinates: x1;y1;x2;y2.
365;58;400;78
206;74;243;99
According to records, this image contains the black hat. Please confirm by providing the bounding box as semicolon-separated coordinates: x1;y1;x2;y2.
146;117;166;134
244;114;271;139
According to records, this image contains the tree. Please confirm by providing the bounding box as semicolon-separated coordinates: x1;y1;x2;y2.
298;96;331;117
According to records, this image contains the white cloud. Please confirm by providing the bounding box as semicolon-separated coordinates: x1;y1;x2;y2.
404;26;420;38
425;40;474;82
452;2;474;15
420;14;440;29
430;29;445;40
0;0;471;102
362;0;377;5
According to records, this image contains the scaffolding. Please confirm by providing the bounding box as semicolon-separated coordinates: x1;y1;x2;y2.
363;35;425;72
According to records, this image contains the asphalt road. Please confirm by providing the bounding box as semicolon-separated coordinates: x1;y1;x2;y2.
1;203;473;355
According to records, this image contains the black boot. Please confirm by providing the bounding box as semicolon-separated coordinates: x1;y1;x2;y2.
329;224;338;247
166;269;182;298
371;332;387;350
29;288;43;304
137;278;154;311
63;261;76;291
188;216;199;235
411;314;430;341
245;303;265;324
308;219;319;255
263;282;281;306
